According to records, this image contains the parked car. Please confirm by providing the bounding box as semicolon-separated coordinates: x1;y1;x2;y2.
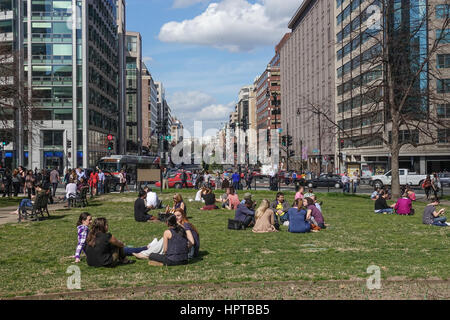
370;169;427;189
305;174;343;189
438;173;450;187
155;171;216;189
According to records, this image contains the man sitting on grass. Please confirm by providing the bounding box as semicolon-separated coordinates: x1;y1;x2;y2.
143;186;162;209
422;197;449;227
374;191;395;214
271;192;291;227
234;199;256;228
134;190;157;222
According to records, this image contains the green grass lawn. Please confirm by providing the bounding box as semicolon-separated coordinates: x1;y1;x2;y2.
0;189;449;298
0;197;26;208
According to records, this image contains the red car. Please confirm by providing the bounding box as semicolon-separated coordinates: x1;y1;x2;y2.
155;171;216;189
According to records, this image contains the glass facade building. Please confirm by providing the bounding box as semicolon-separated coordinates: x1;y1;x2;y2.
0;0;120;170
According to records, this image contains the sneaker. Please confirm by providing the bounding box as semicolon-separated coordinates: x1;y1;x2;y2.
283;221;290;227
446;222;450;226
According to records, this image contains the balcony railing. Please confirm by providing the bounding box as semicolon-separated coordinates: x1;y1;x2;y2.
32;76;73;86
32;98;74;107
0;10;13;21
27;33;72;43
30;55;73;65
30;11;72;21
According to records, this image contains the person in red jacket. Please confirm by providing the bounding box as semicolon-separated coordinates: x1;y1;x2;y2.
89;170;99;197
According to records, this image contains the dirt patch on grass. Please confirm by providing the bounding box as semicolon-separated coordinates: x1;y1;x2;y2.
8;279;450;300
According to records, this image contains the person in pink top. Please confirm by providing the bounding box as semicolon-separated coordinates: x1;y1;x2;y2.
394;192;413;215
226;187;240;210
295;185;304;201
406;186;416;201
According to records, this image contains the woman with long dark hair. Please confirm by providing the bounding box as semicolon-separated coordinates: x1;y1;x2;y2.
147;215;189;266
286;198;310;233
25;170;35;199
174;208;199;259
73;212;92;263
85;218;146;267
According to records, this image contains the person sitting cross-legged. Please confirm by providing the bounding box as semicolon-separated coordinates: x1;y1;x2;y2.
252;199;277;233
147;215;190;266
134;190;157;222
286;198;311;234
423;197;448;227
270;192;291;228
374;191;395;214
234;199;256;229
394;192;413;216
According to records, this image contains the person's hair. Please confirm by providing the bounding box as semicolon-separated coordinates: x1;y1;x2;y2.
12;169;18;176
228;187;235;194
429;196;440;204
167;215;187;238
245;199;253;207
305;197;315;207
276;192;284;198
308;188;314;193
139;190;147;198
295;185;304;193
175;208;199;236
173;193;183;203
402;192;409;198
86;218;108;247
205;188;212;194
27;170;33;175
77;212;91;227
255;199;270;220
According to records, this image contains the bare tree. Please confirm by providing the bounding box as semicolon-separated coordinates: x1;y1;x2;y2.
298;0;450;198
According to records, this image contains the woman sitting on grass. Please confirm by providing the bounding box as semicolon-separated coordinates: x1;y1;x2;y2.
147;215;189;266
305;197;326;229
394;192;413;216
85;218;148;267
73;212;92;263
225;187;240;210
286;198;310;233
165;193;187;215
252;199;277;233
294;186;305;201
175;208;199;259
200;188;219;210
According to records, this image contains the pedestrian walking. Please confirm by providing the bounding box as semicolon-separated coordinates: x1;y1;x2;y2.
119;169;126;193
98;169;105;194
352;170;360;193
25;170;35;199
422;175;432;200
2;169;12;198
50;167;60;197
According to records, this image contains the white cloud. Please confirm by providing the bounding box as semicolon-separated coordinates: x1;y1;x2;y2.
159;0;301;52
172;0;210;9
168;91;216;113
142;56;154;65
195;102;235;121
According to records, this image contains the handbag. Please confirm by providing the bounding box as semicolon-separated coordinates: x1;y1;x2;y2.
228;219;244;230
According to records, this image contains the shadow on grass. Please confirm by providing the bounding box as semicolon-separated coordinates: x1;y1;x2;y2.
188;250;209;264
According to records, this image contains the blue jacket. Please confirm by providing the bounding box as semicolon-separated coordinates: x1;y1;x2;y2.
287;208;310;233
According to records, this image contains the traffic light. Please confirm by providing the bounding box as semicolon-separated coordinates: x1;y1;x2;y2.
67;140;72;149
281;135;287;146
340;139;345;149
289;150;295;158
1;141;7;147
107;142;114;151
287;135;293;147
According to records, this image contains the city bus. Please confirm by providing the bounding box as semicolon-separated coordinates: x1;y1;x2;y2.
97;155;160;189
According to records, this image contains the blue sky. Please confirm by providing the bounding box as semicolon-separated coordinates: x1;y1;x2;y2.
125;0;301;133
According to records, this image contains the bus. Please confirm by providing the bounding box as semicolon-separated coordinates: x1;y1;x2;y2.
97;155;160;189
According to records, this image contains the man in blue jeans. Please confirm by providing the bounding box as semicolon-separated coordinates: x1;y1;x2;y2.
423;197;448;227
374;191;394;214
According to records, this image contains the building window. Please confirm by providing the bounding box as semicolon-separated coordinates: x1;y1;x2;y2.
436;29;450;43
436;4;450;19
437;104;450;118
438;129;450;143
437;79;450;93
437;54;450;68
388;130;420;144
43;131;64;147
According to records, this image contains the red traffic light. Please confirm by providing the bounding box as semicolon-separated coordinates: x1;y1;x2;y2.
107;134;113;141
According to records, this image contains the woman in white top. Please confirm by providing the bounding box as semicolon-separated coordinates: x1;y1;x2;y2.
65;179;78;208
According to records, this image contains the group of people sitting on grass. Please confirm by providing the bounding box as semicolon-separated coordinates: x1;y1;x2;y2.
371;186;448;227
229;190;327;233
74;206;200;267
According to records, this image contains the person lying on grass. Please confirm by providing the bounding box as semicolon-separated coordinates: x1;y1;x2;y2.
286;198;311;233
305;197;326;229
165;193;187;215
374;191;395;214
147;215;189;267
422;197;448;227
252;199;278;233
200;188;219;211
72;212;92;263
85;218;149;267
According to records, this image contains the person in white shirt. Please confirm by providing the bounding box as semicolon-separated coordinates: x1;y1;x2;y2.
143;186;160;209
341;172;350;193
65;179;78;208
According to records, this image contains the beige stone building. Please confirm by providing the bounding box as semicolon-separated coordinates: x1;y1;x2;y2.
281;0;336;174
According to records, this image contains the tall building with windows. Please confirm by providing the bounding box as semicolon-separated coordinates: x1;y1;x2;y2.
335;0;450;176
281;0;336;174
0;0;121;170
141;62;158;154
125;31;142;155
